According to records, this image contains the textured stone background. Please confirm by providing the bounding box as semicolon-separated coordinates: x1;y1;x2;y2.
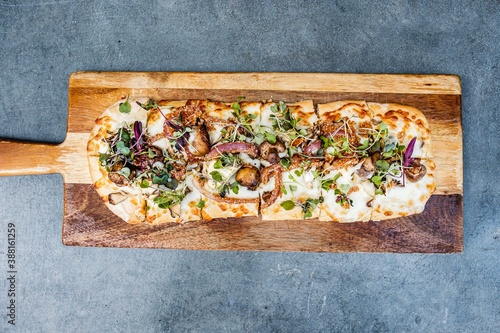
0;1;498;332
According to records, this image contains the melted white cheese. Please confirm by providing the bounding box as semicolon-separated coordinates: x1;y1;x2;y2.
320;163;373;222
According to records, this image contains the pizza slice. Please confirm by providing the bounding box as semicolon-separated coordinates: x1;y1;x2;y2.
143;98;263;222
370;158;436;220
137;99;210;223
257;100;322;220
87;97;152;223
119;99;182;224
317;101;435;222
367;103;436;220
319;159;375;222
316;101;375;221
189;144;261;220
258;100;318;163
156;98;262;220
259;159;323;220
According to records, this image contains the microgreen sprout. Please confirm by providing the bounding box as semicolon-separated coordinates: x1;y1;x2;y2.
153;188;185;210
137;99;158;110
119;96;131;114
279;197;323;218
369;137;417;194
206;155;241;197
258;101;315;151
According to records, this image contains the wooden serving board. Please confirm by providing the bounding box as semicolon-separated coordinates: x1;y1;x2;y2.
0;72;463;253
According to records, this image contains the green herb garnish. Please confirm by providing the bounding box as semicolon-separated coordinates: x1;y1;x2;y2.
210;171;223;182
153;190;185;209
119;96;131;114
280;200;296;210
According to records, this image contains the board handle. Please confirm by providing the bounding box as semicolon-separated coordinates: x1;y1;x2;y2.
0;134;90;183
0;140;62;176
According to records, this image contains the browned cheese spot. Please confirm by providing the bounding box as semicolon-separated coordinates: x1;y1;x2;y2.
233;206;249;217
219;202;228;212
347;185;359;195
358;121;372;136
415;119;425;127
149;110;161;123
294;107;309;126
94;179;105;189
146;215;157;224
96;116;112;125
201;209;212;221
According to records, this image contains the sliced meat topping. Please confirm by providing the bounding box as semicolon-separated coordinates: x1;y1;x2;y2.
324;157;358;171
132;146;163;169
147;133;166;145
289;154;323;170
180;100;206;127
171;163;187;180
189;125;211;156
260;164;283;209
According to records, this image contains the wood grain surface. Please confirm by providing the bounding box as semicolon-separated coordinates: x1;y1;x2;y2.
0;72;464;252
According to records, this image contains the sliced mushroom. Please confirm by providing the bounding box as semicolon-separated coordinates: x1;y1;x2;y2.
108;172;129;187
108;192;128;205
356;157;375;179
405;158;427;182
259;140;286;164
235;165;261;190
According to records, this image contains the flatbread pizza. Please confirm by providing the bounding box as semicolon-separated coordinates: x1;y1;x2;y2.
87;96;435;224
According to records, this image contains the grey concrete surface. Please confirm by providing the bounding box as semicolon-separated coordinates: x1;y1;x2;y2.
0;1;498;332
